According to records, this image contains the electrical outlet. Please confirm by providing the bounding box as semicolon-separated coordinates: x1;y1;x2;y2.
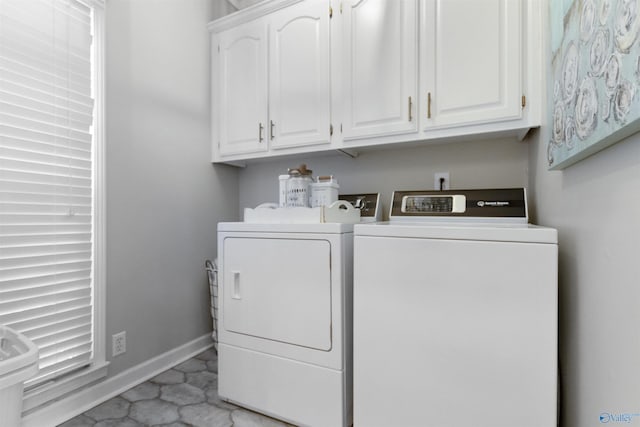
112;331;126;357
434;172;450;190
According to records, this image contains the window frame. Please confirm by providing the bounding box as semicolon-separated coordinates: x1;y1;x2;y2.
20;0;107;412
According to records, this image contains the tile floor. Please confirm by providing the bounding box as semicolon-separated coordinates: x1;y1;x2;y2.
58;348;294;427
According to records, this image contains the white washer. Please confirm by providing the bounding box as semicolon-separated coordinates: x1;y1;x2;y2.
353;189;558;427
217;222;353;427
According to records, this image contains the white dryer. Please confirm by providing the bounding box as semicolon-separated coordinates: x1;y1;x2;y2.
217;222;353;427
353;189;558;427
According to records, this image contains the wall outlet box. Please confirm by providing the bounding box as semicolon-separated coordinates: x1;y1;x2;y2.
112;331;126;357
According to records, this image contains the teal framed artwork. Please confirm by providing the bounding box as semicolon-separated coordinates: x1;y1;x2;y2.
548;0;640;169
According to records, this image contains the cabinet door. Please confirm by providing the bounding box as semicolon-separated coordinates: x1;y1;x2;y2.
217;20;269;156
422;0;522;129
341;0;418;141
269;0;331;149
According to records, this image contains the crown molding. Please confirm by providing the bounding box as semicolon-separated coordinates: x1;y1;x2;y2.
208;0;304;33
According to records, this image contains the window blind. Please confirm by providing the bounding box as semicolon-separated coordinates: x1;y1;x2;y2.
0;0;96;386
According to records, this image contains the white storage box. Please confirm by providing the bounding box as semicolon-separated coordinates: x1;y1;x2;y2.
0;326;39;427
309;176;339;208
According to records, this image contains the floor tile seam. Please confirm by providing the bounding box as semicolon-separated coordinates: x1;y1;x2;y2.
124;383;212;406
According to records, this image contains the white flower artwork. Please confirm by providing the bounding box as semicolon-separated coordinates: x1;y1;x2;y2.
549;0;640;169
575;77;598;139
589;28;610;76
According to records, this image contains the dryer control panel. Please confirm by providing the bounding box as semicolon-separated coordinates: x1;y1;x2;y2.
339;193;381;222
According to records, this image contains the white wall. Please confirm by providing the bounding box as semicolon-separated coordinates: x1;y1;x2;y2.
528;2;640;426
106;0;238;375
238;138;529;216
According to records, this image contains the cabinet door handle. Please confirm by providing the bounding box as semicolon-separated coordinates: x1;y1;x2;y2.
259;123;264;142
270;120;275;140
408;96;413;122
427;92;432;119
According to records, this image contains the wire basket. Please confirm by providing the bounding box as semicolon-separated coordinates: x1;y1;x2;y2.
205;259;218;353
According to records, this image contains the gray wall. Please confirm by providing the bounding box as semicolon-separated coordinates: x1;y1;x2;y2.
105;1;640;424
528;4;640;425
530;130;640;427
238;139;529;216
106;0;238;376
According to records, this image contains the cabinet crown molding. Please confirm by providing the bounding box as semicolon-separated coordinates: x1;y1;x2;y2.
208;0;305;33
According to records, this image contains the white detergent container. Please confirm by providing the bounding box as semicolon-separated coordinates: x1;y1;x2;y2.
309;176;339;208
278;174;289;207
0;326;38;427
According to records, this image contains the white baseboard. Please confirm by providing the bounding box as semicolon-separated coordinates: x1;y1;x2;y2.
21;334;214;427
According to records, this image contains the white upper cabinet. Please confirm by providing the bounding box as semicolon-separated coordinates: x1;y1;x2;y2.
209;0;540;163
341;0;418;141
421;0;523;129
269;0;331;149
216;19;269;156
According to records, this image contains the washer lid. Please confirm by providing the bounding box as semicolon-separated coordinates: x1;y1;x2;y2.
354;222;557;244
